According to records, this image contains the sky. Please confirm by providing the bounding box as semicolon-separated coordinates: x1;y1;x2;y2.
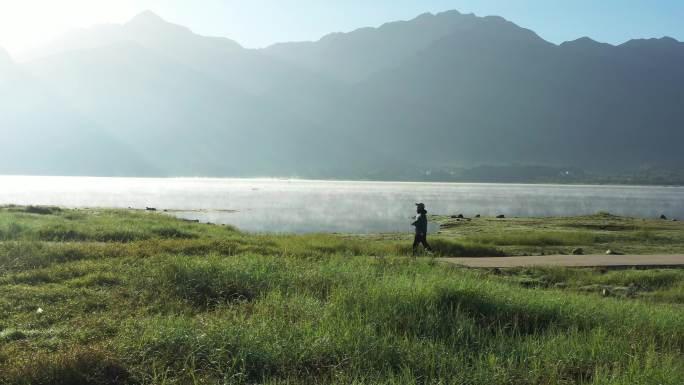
0;0;683;57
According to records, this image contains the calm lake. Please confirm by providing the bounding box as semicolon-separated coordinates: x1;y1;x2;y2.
1;176;682;234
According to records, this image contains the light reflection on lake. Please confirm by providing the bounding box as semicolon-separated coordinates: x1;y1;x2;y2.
0;176;682;234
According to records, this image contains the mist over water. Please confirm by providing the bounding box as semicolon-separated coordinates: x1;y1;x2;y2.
0;176;682;234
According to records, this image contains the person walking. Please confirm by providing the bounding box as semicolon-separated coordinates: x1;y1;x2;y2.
412;203;433;255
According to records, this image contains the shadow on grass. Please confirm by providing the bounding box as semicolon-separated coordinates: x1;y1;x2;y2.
4;348;131;385
20;206;62;215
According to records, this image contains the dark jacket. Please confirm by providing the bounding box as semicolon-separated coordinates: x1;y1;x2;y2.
412;212;428;234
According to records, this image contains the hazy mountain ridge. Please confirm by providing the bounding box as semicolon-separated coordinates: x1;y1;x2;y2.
0;63;157;175
2;10;683;180
20;41;322;176
345;24;684;170
263;11;551;83
23;11;324;95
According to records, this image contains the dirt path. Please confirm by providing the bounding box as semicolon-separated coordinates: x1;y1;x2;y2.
440;254;684;268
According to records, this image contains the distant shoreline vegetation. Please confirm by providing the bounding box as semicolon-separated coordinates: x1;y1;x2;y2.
341;165;684;186
146;166;682;186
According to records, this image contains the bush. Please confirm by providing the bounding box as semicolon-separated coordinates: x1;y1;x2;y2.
152;256;274;307
150;226;197;239
0;223;23;241
23;206;61;215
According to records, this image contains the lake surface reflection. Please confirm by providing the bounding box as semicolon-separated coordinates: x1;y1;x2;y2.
1;176;682;234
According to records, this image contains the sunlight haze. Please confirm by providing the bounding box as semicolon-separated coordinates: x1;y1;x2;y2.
1;2;684;381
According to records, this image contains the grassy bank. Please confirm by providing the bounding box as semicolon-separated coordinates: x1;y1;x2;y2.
434;212;684;256
1;206;683;384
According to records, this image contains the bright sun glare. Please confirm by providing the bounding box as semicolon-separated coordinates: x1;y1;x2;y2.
0;0;136;56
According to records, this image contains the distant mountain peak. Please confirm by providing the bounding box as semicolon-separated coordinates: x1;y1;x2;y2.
317;9;530;46
660;36;681;44
438;9;464;16
128;10;166;25
561;36;613;49
413;10;462;21
125;10;191;35
567;36;598;44
621;36;682;48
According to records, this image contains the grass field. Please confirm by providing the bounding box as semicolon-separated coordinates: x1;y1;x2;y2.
1;206;683;384
433;212;684;256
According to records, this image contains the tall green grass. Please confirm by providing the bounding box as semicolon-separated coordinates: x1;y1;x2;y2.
113;254;684;384
1;207;683;384
465;230;599;246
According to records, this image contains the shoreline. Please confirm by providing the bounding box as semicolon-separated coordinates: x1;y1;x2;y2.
0;174;682;188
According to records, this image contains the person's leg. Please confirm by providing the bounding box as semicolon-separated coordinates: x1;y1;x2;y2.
421;234;433;252
412;233;420;255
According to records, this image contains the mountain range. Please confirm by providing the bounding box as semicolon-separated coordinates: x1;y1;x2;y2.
1;10;683;181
